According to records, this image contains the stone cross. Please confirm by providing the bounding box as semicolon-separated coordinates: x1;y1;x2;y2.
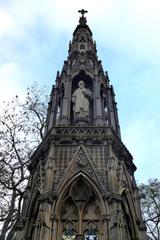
78;9;88;17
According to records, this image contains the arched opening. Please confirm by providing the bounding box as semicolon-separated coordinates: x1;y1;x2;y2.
58;177;102;240
71;70;93;125
121;192;136;239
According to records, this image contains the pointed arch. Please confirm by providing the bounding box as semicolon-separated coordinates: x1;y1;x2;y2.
55;171;106;216
54;173;107;240
120;189;138;239
72;70;93;89
71;68;94;79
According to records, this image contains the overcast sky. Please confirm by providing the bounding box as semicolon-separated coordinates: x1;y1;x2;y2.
0;0;160;183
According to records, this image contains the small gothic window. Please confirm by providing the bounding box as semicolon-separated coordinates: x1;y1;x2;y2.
84;222;98;240
62;221;76;240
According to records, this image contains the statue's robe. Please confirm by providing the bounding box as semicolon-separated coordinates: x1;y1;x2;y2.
72;88;92;117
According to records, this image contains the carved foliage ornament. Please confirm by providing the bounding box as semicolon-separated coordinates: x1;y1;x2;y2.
73;149;92;174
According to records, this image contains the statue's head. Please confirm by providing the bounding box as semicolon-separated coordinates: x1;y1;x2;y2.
78;80;85;89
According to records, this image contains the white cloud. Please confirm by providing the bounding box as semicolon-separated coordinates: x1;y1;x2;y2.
0;7;15;36
2;0;160;63
0;63;28;106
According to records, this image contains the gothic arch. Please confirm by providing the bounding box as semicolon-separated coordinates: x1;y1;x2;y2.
55;175;106;240
71;70;93;98
120;190;138;239
55;172;106;215
71;68;94;79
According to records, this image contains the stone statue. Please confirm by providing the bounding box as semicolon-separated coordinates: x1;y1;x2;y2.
72;81;92;119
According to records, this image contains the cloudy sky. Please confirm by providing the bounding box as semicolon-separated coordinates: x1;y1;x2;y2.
0;0;160;183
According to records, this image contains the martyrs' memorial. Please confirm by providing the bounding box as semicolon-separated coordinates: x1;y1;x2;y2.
14;10;147;240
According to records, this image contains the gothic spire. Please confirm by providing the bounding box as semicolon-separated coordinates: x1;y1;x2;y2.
73;9;92;37
45;10;121;137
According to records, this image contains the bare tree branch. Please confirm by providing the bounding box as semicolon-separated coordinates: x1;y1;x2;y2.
139;179;160;240
0;82;48;239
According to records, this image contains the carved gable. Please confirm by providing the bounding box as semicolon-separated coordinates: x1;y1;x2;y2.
56;145;105;195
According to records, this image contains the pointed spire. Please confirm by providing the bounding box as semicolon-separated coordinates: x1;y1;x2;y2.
105;71;110;88
73;9;92;36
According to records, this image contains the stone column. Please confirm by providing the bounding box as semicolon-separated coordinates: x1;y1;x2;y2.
36;201;52;240
60;75;71;125
51;213;58;240
107;139;118;193
106;86;116;131
113;101;121;138
102;214;110;240
94;74;104;125
109;199;122;240
44;140;56;193
46;86;58;132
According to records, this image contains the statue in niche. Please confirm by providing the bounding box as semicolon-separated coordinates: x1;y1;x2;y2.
72;81;92;120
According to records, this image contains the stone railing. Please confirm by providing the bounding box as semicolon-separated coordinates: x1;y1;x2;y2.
51;126;113;139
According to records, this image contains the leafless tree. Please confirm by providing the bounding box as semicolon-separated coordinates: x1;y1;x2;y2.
0;83;48;240
139;179;160;240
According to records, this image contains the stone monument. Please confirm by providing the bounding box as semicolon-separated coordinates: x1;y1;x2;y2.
14;9;147;240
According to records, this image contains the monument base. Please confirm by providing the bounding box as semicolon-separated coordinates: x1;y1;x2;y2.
74;117;90;126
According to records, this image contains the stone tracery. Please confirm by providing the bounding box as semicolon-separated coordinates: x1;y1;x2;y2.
59;178;102;240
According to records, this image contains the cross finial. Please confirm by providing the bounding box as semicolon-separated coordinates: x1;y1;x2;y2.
78;9;88;18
